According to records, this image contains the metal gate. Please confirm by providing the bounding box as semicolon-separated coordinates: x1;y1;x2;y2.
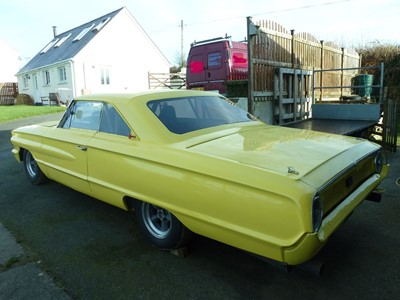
148;73;186;90
382;99;398;152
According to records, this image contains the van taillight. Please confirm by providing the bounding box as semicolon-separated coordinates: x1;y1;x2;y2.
233;53;247;64
190;61;204;73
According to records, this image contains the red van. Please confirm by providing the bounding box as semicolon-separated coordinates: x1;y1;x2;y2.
186;36;248;95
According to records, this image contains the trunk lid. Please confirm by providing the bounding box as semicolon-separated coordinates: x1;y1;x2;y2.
188;125;379;187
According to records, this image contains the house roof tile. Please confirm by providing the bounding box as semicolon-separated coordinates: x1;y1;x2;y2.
17;7;124;74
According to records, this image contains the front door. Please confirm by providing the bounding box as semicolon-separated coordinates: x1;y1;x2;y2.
32;74;39;103
39;100;102;193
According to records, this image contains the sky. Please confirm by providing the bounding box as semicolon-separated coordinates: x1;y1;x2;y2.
0;0;398;68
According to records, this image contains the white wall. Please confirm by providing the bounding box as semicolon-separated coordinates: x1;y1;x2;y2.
73;8;170;95
17;62;74;104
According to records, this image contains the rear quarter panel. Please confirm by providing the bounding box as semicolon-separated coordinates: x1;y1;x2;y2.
86;132;315;262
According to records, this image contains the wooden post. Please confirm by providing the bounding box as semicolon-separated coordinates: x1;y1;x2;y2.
320;40;324;101
13;83;18;97
341;47;345;99
291;29;295;69
293;69;298;121
273;70;279;124
247;17;255;115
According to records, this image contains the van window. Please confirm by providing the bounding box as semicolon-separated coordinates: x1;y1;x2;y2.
208;52;222;69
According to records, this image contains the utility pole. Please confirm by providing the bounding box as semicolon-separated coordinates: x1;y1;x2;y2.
180;20;184;68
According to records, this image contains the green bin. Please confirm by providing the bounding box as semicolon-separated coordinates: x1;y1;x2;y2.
353;74;374;97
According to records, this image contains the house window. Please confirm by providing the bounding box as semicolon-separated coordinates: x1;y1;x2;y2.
100;67;111;85
58;67;67;82
40;39;59;54
54;34;71;48
43;70;51;85
23;75;29;89
92;17;111;32
73;24;95;42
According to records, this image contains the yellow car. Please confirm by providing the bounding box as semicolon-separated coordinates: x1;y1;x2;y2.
11;90;389;266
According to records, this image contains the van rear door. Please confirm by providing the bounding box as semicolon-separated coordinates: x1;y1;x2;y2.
206;46;228;92
188;41;229;93
188;49;206;90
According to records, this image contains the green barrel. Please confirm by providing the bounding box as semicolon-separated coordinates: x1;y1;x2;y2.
353;74;374;97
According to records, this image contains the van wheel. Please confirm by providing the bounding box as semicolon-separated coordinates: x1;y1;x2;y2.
23;150;47;185
134;200;191;250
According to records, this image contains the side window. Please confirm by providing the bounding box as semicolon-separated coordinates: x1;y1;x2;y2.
99;103;130;136
60;101;102;131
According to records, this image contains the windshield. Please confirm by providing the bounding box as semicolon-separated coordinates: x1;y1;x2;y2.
147;96;254;134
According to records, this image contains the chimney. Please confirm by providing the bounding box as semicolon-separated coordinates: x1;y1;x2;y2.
52;26;57;38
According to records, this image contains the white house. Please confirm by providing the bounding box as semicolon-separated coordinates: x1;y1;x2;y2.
16;7;170;104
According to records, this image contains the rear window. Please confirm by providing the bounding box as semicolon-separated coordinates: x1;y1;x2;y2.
208;52;222;69
147;96;254;134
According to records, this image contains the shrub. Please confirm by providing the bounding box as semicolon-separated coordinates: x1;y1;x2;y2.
15;94;34;105
357;44;400;99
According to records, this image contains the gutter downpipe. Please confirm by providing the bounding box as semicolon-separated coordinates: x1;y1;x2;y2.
70;59;77;101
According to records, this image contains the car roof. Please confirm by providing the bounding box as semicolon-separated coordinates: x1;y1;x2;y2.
75;89;221;105
73;90;228;144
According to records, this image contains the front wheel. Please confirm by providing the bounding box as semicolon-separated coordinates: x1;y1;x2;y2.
134;200;191;250
23;150;48;185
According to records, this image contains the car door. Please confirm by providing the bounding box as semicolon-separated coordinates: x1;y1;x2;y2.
86;102;135;209
40;100;102;194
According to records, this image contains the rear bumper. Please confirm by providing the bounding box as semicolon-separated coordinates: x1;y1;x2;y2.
283;164;389;265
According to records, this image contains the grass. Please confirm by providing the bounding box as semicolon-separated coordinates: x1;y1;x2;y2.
0;105;66;123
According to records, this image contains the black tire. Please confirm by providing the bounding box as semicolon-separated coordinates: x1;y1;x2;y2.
134;200;191;250
23;150;48;185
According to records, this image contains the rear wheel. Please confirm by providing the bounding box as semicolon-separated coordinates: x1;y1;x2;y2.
134;200;191;250
23;150;47;185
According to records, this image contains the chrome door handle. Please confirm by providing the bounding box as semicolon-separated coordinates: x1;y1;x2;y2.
76;145;87;151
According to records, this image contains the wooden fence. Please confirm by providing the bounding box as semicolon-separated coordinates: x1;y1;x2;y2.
248;18;360;103
0;83;18;105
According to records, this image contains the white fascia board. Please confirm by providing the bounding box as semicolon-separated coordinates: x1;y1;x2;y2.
16;59;73;76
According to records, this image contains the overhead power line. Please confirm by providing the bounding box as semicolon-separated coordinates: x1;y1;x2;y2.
252;0;351;17
186;0;351;26
149;0;351;34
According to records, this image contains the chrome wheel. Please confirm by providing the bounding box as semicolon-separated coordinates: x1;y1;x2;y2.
23;150;47;185
142;203;172;239
134;200;191;249
25;151;39;178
